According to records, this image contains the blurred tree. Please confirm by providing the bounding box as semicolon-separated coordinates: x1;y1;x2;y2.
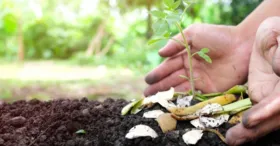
0;0;33;62
17;13;24;61
118;0;161;39
187;0;262;25
230;0;262;24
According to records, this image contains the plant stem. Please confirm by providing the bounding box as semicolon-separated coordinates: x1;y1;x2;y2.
176;22;195;97
202;92;223;97
170;38;187;47
219;98;252;115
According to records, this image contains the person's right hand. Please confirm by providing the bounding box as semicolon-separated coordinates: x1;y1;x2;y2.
144;24;254;96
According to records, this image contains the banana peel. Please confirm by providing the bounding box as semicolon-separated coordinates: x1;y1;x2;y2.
169;94;237;116
228;111;245;124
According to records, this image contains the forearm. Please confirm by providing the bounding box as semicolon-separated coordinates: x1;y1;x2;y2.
236;0;280;42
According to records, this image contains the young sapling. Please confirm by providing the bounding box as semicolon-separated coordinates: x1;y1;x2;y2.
149;0;212;97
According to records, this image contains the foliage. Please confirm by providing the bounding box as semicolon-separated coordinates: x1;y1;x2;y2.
0;0;261;70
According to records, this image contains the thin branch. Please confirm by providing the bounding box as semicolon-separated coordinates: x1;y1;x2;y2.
191;52;198;57
170;38;187;47
176;22;195;97
204;129;226;144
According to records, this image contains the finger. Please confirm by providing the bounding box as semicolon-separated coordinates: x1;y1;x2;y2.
144;69;186;96
226;114;280;146
242;93;280;128
272;35;280;76
158;27;192;57
174;82;190;92
145;54;184;85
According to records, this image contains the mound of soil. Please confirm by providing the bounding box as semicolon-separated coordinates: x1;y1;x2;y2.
0;98;280;146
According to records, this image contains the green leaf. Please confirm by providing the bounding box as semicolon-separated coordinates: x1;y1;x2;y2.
148;32;170;45
148;38;164;45
183;0;195;5
152;19;169;35
202;92;223;97
200;48;209;53
166;12;181;26
76;129;86;134
150;10;166;19
163;32;171;38
130;98;144;114
225;85;248;95
197;52;212;63
171;0;181;9
121;99;143;115
163;0;174;8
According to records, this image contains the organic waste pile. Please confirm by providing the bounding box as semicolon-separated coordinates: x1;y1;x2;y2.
121;85;280;146
0;86;280;146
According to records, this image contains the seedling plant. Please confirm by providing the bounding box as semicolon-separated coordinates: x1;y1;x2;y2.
148;0;211;97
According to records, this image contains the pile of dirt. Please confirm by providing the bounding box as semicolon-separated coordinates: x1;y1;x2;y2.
0;98;280;146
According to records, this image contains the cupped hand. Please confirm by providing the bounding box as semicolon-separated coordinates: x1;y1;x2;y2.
144;24;253;96
226;17;280;145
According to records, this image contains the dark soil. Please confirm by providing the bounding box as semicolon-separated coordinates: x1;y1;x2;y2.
0;98;280;146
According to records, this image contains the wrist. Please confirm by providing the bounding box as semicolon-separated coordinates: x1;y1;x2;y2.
232;24;255;56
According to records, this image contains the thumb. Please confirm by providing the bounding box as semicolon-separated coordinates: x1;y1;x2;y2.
272;35;280;76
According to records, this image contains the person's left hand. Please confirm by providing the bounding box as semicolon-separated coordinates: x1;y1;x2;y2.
226;17;280;145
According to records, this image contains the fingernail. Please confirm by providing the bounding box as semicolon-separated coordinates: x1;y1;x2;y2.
242;111;251;128
145;73;158;85
145;75;153;84
143;87;150;97
158;48;165;55
242;110;261;128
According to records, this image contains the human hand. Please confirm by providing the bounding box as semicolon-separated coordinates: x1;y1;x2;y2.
226;17;280;145
144;24;253;96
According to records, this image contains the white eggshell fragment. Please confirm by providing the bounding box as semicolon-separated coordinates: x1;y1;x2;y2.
143;94;158;104
190;119;205;129
125;125;158;139
143;87;174;104
143;110;164;118
182;129;203;145
158;98;176;109
156;87;175;100
197;103;223;115
143;87;175;109
176;95;193;107
199;114;230;128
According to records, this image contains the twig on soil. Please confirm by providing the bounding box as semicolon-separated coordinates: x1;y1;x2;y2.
204;128;226;144
28;121;59;146
171;113;198;121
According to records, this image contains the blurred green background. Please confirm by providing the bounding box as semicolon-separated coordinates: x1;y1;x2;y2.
0;0;261;102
